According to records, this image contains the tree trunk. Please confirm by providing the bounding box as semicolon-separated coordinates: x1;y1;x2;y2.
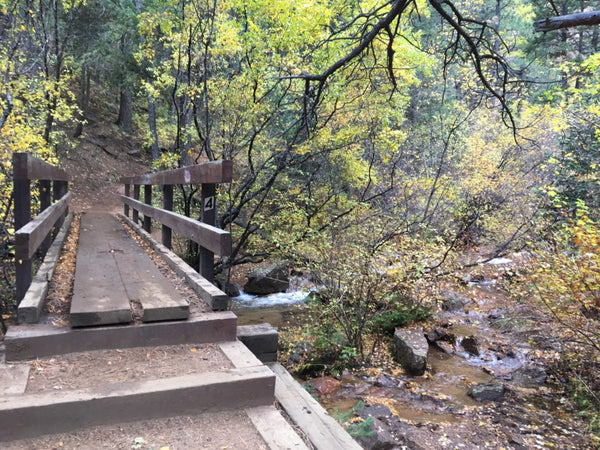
116;85;133;132
74;65;91;138
147;93;160;160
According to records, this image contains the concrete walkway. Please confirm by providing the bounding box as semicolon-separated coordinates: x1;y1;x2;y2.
70;212;189;327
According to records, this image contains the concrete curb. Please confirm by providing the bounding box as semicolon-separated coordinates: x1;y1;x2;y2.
5;311;237;361
119;213;231;311
17;212;74;324
0;366;275;442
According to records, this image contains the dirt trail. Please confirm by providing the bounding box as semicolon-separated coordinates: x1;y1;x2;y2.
59;121;149;213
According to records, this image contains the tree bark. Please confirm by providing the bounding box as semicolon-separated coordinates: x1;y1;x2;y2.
534;11;600;32
147;93;160;160
116;85;133;132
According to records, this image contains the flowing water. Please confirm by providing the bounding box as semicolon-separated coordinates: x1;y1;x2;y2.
232;261;536;426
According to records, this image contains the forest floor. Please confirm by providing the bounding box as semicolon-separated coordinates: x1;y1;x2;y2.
1;118;597;449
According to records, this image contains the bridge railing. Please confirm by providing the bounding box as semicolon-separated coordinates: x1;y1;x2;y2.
120;160;233;285
13;152;71;304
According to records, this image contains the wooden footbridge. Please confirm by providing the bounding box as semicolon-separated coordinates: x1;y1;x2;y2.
1;153;361;449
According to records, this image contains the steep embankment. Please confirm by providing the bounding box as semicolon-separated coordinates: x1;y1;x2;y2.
59;121;149;213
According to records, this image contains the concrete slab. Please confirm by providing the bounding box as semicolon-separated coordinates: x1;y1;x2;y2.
70;213;133;326
0;366;275;441
5;311;237;361
0;364;30;395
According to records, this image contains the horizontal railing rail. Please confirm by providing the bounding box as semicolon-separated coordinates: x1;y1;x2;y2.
121;196;231;256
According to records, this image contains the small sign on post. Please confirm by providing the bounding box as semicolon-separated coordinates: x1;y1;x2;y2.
200;184;216;283
203;196;215;211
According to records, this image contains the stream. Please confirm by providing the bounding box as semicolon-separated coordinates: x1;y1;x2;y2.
231;258;590;448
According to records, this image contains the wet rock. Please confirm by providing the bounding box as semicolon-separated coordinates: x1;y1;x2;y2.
359;403;392;420
393;327;428;375
425;327;455;344
244;261;289;295
435;340;455;354
467;383;505;402
461;335;480;356
440;291;470;311
375;373;399;388
287;341;312;364
310;376;341;395
512;366;546;388
354;417;397;450
220;281;240;297
462;273;485;284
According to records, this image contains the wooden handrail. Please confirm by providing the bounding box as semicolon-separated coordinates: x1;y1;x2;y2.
13;152;70;305
15;192;72;259
120;160;232;185
13;153;69;181
121;160;233;287
121;196;231;256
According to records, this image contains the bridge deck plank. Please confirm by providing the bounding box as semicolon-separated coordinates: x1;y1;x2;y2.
70;213;188;327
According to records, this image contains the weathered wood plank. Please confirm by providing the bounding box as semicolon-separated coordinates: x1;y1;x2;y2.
269;362;362;450
12;152;68;181
18;213;74;324
246;405;310;450
122;196;231;256
70;213;132;327
119;213;231;311
0;366;275;442
121;160;233;185
5;311;237;361
15;192;71;260
109;219;189;322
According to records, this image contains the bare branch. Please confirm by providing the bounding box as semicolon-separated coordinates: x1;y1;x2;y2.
534;10;600;32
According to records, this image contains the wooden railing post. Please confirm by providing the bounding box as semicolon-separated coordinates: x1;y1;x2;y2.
39;180;52;256
53;180;68;232
162;184;173;249
124;184;130;217
200;183;216;282
143;185;152;233
132;185;140;224
13;153;32;305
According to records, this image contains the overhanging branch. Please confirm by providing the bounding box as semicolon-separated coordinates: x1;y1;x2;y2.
534;10;600;32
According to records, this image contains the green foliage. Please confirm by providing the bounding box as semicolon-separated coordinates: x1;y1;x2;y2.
346;416;376;439
370;298;431;336
332;400;365;424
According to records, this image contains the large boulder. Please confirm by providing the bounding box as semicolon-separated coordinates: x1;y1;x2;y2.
392;327;428;375
244;261;289;295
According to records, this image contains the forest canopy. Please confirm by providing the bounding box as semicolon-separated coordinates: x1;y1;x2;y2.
0;0;599;433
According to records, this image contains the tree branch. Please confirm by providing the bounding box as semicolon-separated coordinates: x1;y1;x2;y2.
534;11;600;32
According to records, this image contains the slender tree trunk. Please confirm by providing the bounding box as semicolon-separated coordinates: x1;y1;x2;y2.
148;94;160;160
74;65;91;138
116;85;133;132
